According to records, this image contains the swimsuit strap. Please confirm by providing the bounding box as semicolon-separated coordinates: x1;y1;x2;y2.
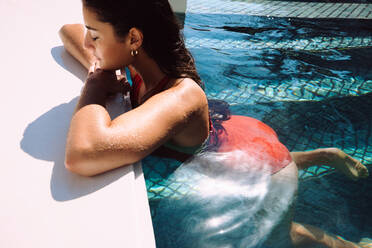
130;74;170;107
130;74;143;108
141;75;170;103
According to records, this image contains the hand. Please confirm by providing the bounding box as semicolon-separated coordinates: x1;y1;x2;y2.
86;63;131;97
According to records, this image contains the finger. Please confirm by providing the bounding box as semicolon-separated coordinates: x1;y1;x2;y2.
116;69;125;81
119;77;130;87
120;68;128;80
95;60;101;70
88;61;101;75
120;67;126;76
88;63;95;75
119;78;131;94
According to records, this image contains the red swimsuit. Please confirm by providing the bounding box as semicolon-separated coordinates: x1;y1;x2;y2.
216;115;292;174
130;73;292;174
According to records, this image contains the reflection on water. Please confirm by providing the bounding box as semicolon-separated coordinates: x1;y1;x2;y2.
153;151;297;248
144;11;372;248
171;10;372;246
184;14;372;162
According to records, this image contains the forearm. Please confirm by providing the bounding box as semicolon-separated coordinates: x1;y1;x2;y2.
65;105;141;176
65;106;133;176
66;82;141;176
59;24;95;70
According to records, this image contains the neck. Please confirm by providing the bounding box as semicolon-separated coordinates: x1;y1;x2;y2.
131;50;166;88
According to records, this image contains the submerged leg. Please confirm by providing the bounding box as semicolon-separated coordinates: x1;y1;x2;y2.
290;148;369;180
290;222;359;248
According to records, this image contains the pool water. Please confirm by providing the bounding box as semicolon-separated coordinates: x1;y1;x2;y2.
185;15;372;178
143;2;372;247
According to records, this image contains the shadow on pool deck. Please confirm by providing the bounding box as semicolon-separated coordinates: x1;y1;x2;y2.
20;97;131;201
51;46;87;82
19;47;130;201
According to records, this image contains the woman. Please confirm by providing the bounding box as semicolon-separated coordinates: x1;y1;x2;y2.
59;0;369;247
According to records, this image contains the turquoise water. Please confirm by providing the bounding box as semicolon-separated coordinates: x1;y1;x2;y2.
143;2;372;247
184;15;372;179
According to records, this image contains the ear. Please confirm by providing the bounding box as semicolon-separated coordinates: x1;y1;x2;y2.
128;28;143;49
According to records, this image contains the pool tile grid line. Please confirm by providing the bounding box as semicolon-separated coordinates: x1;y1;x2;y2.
360;5;372;18
349;4;367;18
340;3;360;18
285;1;314;17
256;0;295;16
296;2;317;18
307;2;329;18
261;0;290;16
267;1;303;17
314;3;342;18
296;2;323;18
187;0;372;19
185;36;372;53
252;1;281;16
365;6;372;18
330;3;351;18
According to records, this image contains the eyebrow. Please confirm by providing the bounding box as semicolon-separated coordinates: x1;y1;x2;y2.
85;25;98;31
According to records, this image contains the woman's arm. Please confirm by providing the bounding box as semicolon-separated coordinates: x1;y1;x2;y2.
59;24;96;70
65;70;208;176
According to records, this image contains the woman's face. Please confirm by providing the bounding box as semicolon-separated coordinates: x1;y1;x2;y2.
82;6;132;70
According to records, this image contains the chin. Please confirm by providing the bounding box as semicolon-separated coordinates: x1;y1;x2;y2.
100;62;122;71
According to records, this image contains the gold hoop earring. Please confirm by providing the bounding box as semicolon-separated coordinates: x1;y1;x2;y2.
131;50;139;57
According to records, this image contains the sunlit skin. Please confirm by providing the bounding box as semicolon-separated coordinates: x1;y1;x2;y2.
83;7;133;70
63;6;210;176
58;3;369;248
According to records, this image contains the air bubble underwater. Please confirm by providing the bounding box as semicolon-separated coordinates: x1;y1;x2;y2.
152;150;297;248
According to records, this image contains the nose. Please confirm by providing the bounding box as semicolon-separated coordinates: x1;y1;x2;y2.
83;32;95;52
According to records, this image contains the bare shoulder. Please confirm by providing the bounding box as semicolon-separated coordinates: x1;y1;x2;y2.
169;78;208;112
132;77;208;139
160;77;209;145
123;77;208;124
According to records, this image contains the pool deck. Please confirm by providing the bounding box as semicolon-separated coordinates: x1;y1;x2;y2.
0;0;155;247
188;0;372;19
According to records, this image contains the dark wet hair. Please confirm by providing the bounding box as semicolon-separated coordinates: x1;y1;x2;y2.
82;0;203;88
207;99;231;150
208;99;231;125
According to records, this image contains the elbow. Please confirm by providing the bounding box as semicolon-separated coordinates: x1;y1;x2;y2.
58;24;74;35
64;146;98;177
64;143;137;177
65;158;95;177
58;24;82;42
58;24;70;40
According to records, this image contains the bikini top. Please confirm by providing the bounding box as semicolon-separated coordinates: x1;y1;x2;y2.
130;73;213;161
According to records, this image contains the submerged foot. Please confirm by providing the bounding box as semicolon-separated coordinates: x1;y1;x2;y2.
336;235;362;248
325;148;369;181
358;238;372;248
